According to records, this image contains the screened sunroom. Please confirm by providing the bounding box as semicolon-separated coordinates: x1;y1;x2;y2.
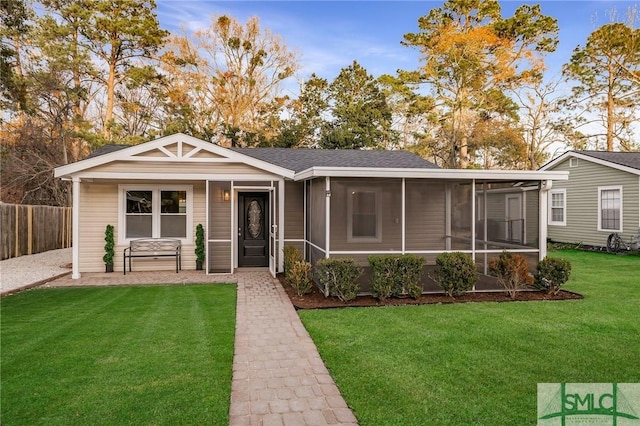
300;170;562;294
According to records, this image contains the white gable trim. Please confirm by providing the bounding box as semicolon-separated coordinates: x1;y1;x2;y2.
54;133;295;179
540;151;640;175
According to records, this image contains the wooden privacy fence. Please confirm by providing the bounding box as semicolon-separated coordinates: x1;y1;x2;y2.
0;204;72;260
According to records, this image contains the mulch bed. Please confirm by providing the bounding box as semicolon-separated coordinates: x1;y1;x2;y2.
278;275;583;310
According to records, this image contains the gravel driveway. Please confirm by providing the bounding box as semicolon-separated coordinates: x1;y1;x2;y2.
0;248;72;295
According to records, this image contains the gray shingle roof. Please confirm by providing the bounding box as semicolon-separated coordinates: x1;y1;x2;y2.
85;144;130;159
84;143;439;172
577;151;640;171
230;147;438;172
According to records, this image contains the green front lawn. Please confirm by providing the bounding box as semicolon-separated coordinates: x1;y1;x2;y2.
299;250;640;425
1;285;236;425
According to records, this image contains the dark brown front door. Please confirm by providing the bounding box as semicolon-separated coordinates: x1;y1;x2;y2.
238;192;269;267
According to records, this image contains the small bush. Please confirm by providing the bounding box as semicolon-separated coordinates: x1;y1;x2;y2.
283;246;303;284
368;256;396;301
489;251;534;298
316;258;362;302
431;252;478;297
103;224;115;265
397;255;425;299
195;224;205;264
534;257;572;295
289;260;313;296
369;255;425;301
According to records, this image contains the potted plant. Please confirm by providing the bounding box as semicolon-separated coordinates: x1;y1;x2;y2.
103;224;115;273
195;223;205;270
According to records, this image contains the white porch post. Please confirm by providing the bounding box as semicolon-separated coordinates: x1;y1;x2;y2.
325;177;330;258
539;180;551;260
278;179;285;272
401;178;406;254
445;184;452;250
471;179;476;262
72;177;81;279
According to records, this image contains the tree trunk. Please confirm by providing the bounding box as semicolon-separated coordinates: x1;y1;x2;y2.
72;27;82;162
104;48;117;141
12;35;26;126
606;62;615;152
460;136;468;169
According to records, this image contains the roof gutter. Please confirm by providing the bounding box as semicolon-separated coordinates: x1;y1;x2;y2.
294;167;570;181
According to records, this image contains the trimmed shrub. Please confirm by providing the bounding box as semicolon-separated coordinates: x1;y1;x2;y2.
195;224;205;266
489;251;534;298
103;224;115;266
397;255;425;299
289;260;313;296
369;255;425;301
534;257;572;295
316;258;362;302
283;246;303;284
431;252;478;297
368;256;395;301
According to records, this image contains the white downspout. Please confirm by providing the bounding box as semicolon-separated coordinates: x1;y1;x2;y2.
325;177;330;259
401;178;406;254
72;176;81;279
539;180;552;260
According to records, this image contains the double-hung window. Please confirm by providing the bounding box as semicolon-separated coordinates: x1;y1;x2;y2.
548;189;566;226
598;186;622;232
120;185;192;242
347;188;381;242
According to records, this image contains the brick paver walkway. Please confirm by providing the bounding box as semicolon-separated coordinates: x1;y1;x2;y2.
231;272;358;426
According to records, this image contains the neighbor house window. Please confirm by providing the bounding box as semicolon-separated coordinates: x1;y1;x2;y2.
569;158;579;167
548;189;566;226
598;186;622;232
120;185;192;242
347;188;381;242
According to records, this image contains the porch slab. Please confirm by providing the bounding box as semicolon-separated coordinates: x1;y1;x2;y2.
43;270;238;287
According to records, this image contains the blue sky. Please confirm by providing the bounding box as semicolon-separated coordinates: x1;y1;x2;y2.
156;1;638;96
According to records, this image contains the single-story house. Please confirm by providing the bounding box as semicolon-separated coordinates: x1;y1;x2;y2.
540;151;640;248
55;133;568;292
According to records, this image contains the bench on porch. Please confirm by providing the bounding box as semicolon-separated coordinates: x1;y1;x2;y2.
123;238;182;275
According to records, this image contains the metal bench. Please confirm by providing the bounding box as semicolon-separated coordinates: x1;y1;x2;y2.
123;238;182;275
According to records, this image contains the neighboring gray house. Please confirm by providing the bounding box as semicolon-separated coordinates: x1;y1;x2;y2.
540;151;640;248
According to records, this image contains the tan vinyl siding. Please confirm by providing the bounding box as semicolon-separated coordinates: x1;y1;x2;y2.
208;241;231;273
85;161;270;175
78;180;205;273
79;182;118;272
208;182;232;240
525;190;539;247
308;179;326;250
192;150;225;159
548;158;640;246
330;178;402;251
405;180;446;251
284;181;304;240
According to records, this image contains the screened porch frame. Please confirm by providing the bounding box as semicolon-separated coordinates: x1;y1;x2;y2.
302;176;551;278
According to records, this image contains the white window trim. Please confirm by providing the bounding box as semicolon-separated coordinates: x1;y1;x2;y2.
347;186;382;243
569;157;579;167
548;188;566;226
597;185;623;232
118;184;193;244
